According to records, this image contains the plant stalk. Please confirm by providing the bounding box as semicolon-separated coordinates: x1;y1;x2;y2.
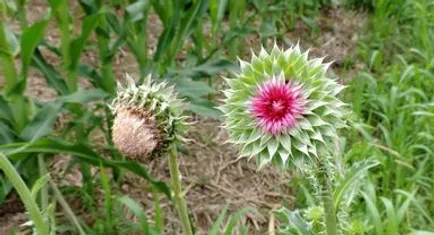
37;155;49;209
152;186;164;233
97;21;115;94
0;153;49;235
168;144;193;235
317;161;337;235
50;180;86;235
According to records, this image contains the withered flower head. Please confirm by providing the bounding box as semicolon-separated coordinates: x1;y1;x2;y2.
110;74;186;162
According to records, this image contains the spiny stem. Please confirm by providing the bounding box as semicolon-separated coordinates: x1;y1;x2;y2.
152;187;164;233
168;144;193;235
317;160;337;235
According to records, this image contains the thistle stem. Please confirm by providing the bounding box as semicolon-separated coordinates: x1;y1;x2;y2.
317;161;337;235
168;144;193;235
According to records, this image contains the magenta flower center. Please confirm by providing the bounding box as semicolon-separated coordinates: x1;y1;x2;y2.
251;80;304;135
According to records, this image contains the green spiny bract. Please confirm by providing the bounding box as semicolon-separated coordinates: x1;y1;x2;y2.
110;74;186;161
220;43;349;169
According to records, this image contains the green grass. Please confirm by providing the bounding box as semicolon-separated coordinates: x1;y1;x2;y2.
341;0;434;233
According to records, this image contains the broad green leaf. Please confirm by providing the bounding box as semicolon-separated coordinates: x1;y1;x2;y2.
0;176;13;203
3;0;17;12
168;78;215;99
78;63;104;88
333;159;379;209
77;0;100;15
5;26;19;56
171;0;208;54
188;101;222;118
153;4;179;62
69;13;102;70
0;122;15;144
275;208;312;235
57;89;109;104
170;59;236;78
0;139;171;198
31;48;69;95
20;103;62;142
0;96;13;124
126;0;151;22
47;0;65;10
152;0;173;27
21;19;49;80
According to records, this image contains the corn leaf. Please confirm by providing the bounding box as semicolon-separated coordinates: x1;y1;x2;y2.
20;19;49;81
20;103;62;142
69;13;102;70
0;138;171;199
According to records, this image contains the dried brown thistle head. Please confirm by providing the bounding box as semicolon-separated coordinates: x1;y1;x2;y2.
110;75;187;161
112;108;163;162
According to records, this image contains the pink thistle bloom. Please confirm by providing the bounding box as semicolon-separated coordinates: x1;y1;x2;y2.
251;78;305;135
220;45;348;167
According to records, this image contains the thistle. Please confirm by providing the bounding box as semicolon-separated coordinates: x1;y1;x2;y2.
220;43;348;168
110;74;186;162
110;74;193;235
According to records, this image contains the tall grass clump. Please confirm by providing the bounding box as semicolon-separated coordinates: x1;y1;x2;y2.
343;0;434;232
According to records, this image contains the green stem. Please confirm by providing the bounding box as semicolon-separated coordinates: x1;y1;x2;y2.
0;153;49;235
323;180;337;235
37;155;48;209
152;187;164;233
168;144;193;235
317;161;337;235
17;0;27;29
0;22;18;93
50;180;86;235
97;21;115;94
54;1;75;92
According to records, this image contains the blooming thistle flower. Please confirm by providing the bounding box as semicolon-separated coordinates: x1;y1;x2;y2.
110;74;186;162
220;43;348;168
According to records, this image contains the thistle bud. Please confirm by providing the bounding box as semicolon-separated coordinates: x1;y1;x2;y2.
110;75;186;162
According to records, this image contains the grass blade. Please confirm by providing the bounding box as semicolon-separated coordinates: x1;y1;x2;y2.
361;191;383;235
0;153;49;234
333;159;379;209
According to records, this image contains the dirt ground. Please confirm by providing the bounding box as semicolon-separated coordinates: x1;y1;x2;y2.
0;1;366;234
